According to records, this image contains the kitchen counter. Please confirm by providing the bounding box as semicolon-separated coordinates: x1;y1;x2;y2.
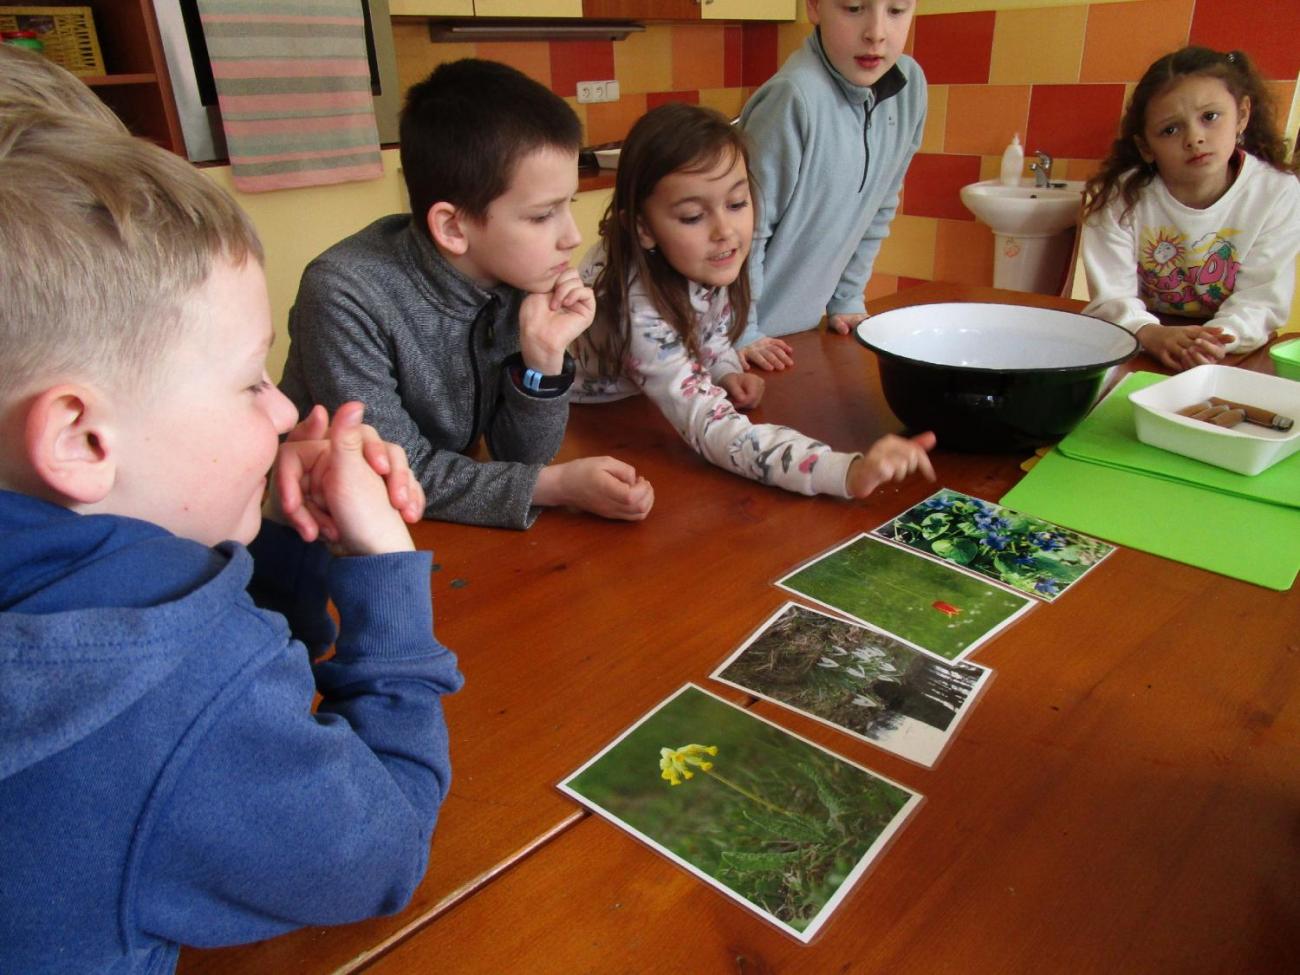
178;283;1299;975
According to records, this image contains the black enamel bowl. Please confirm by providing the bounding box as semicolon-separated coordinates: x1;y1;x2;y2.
854;302;1139;452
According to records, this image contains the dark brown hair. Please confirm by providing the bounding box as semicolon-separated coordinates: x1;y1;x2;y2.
586;103;755;380
400;59;581;229
1083;46;1298;221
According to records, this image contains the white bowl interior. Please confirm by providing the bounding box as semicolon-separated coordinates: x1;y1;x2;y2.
858;302;1136;370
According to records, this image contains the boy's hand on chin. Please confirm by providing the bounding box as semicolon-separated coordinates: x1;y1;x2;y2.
519;268;595;374
270;403;424;545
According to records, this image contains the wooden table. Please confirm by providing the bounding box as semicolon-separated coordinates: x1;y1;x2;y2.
180;284;1299;974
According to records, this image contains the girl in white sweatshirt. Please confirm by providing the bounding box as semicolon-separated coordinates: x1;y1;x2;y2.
1081;46;1300;371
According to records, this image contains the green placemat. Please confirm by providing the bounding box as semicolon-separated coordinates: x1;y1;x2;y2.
1056;372;1300;508
1001;449;1300;590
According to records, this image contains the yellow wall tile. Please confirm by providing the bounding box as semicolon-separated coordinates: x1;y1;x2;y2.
672;24;726;91
989;6;1088;85
865;273;899;303
1080;0;1193;83
1064;158;1101;181
565;97;588;141
978;154;1001;181
921;84;948;153
777;20;813;68
934;218;994;285
699;87;747;120
874;215;937;279
615;25;673;95
393;29;476;96
475;41;551;89
945;85;1031;155
584;93;648;145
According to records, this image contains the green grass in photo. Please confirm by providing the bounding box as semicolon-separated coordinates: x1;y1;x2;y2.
566;687;913;934
780;536;1029;659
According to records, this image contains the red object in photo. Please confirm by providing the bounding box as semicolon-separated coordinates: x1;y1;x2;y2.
932;600;962;617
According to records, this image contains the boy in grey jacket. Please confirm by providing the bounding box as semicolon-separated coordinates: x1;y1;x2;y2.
281;60;654;529
737;0;927;370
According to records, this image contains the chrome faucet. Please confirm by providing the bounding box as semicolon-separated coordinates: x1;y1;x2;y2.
1029;150;1054;188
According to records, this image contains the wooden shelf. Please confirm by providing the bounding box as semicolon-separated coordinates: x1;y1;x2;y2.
83;72;159;87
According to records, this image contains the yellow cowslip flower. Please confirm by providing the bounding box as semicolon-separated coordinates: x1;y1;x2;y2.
658;744;719;786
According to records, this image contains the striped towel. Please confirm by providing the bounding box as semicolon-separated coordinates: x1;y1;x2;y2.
197;0;383;192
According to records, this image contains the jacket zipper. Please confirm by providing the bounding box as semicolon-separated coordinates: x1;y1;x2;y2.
859;99;873;193
461;295;498;454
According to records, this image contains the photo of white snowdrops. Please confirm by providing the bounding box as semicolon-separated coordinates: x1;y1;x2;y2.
559;684;920;942
714;603;993;767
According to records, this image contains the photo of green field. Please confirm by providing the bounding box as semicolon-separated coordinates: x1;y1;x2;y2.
561;685;920;941
777;535;1032;659
714;603;992;766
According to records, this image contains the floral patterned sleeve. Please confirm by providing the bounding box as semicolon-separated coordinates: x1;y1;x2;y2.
624;280;856;497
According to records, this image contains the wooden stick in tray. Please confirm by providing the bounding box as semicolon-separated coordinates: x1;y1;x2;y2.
1176;398;1294;431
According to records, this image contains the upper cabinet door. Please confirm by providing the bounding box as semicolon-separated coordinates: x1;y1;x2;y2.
702;0;796;19
475;0;582;14
390;0;473;13
582;0;700;16
392;0;581;13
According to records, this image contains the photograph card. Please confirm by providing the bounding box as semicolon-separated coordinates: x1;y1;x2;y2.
872;488;1116;602
559;684;921;943
713;603;993;767
776;534;1033;661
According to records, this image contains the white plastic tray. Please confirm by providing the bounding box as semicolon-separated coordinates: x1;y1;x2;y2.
1128;365;1300;475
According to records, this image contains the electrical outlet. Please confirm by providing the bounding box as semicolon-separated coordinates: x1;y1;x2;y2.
576;80;618;104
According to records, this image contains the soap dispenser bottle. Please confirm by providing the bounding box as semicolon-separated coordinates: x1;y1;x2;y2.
1000;133;1024;187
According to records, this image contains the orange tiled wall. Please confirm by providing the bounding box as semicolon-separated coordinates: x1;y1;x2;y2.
392;20;808;144
393;2;1300;313
888;0;1300;306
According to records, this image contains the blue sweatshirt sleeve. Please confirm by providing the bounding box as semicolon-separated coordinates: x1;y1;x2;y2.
246;518;336;657
128;549;463;947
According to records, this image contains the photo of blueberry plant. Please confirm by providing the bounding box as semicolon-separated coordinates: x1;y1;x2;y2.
560;685;920;942
874;489;1115;602
714;603;992;767
778;535;1032;660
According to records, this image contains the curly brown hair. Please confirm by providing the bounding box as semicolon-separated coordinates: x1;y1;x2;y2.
585;103;755;381
1083;46;1298;222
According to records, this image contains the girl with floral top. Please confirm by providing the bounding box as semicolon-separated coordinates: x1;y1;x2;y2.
1081;46;1300;372
573;103;934;499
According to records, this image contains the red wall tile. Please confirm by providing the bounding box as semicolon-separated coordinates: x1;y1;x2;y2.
742;23;778;88
912;11;996;85
1189;0;1300;79
646;90;701;111
1026;84;1126;160
548;40;616;97
901;152;982;221
724;25;744;89
898;276;930;291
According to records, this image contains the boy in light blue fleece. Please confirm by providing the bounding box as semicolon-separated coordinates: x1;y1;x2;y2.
0;105;461;975
738;0;927;370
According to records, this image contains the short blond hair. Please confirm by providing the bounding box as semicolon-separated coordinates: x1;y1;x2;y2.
0;106;263;403
0;44;126;131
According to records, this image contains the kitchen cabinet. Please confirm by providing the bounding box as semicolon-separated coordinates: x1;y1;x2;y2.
701;0;795;19
391;0;581;15
583;0;795;18
77;0;184;153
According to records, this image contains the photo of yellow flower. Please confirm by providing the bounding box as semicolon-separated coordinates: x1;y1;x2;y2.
560;685;921;942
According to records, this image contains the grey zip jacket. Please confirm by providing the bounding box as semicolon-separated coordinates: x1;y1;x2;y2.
281;215;567;529
739;32;927;339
